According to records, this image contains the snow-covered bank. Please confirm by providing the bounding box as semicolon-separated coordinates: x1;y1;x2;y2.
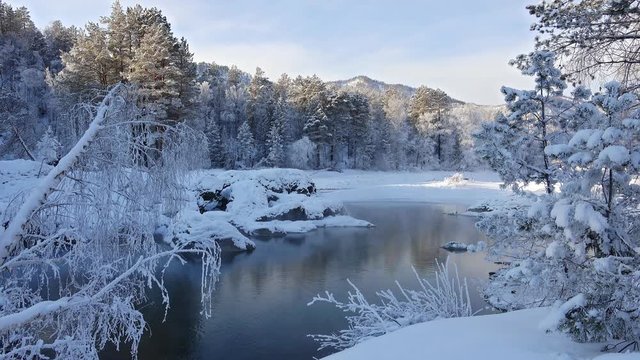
311;170;511;206
323;307;636;360
162;168;373;251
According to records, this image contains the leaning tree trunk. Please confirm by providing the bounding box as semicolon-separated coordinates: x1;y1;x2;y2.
0;84;122;266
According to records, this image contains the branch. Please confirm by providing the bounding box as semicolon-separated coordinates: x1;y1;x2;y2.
0;84;123;267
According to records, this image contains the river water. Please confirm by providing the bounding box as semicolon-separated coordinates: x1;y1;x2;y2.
104;202;495;360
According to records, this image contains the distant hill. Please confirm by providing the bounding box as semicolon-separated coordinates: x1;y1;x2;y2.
328;75;471;105
335;75;505;121
329;75;417;98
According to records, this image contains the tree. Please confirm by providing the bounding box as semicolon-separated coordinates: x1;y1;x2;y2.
42;20;78;74
288;136;316;169
529;0;640;84
57;22;117;96
303;106;331;168
479;77;640;347
0;1;48;159
265;99;287;167
205;117;224;168
247;67;274;159
34;126;61;164
236;120;256;168
128;21;180;122
409;87;452;165
0;85;218;358
101;0;129;80
475;51;571;194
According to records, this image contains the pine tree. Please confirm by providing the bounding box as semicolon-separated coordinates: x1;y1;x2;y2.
236;120;256;168
102;0;129;80
128;21;180;121
475;51;570;193
265;120;285;168
58;22;117;95
304;106;331;168
205;118;224;168
409;87;452;165
247;67;274;158
171;37;197;120
34;126;61;164
482;80;640;345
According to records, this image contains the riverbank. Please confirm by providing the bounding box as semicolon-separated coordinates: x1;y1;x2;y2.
323;307;639;360
311;169;513;206
305;170;638;360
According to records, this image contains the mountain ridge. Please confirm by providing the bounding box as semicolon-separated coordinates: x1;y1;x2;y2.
328;75;473;105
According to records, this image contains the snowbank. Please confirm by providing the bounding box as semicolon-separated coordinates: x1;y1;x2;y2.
323;307;636;360
170;168;372;251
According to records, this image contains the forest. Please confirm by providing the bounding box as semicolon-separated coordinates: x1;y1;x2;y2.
2;0;640;359
0;1;496;172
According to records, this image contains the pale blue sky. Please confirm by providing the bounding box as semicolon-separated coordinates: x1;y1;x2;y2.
9;0;535;104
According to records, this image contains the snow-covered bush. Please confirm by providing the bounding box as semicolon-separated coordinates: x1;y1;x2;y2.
34;126;61;164
443;172;466;186
288;136;316;169
308;259;473;351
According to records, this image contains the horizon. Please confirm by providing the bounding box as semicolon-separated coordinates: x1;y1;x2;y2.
8;0;536;105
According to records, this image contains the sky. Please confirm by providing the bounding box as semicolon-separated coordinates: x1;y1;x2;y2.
9;0;536;105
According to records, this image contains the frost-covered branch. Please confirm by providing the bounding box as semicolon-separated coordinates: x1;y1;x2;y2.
0;84;217;359
307;259;474;351
0;84;122;266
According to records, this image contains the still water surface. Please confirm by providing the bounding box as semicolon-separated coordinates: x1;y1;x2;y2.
104;202;495;360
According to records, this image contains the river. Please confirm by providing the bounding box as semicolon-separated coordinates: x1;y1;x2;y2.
103;202;496;360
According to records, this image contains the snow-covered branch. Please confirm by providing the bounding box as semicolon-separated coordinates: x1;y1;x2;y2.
307;259;474;351
0;84;122;266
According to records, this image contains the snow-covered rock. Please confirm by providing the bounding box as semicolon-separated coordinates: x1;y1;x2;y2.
441;241;486;253
171;168;371;251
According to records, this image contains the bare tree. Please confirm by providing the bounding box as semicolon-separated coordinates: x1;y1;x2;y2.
0;84;217;359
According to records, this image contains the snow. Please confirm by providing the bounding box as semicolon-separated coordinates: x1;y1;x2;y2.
539;294;586;332
569;129;596;147
598;145;630;166
551;199;572;228
322;307;627;360
171;209;255;250
441;240;486;252
4;163;636;359
171;168;372;250
574;201;608;234
311;170;513;206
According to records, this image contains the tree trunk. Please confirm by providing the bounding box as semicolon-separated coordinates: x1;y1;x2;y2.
0;84;122;266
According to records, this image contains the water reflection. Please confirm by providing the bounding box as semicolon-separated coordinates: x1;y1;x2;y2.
104;202;495;360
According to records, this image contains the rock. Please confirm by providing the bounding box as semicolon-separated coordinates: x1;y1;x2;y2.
441;241;469;252
467;204;493;213
197;184;232;213
256;206;309;222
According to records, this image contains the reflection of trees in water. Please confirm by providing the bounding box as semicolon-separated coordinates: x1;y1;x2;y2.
105;203;496;360
136;261;204;359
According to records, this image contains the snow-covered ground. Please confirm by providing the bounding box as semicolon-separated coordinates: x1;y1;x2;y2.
0;160;50;221
311;169;511;206
324;307;639;360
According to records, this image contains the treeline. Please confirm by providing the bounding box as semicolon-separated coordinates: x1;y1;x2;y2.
0;0;494;170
